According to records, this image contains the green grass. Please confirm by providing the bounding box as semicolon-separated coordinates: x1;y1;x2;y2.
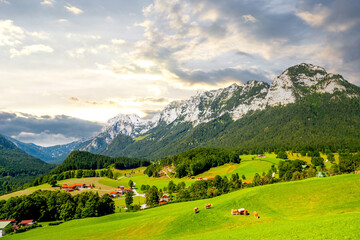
133;134;150;142
0;154;285;200
99;155;279;192
113;196;147;210
6;174;360;240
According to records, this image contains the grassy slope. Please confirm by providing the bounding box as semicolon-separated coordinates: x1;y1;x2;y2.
0;177;114;201
0;154;279;201
6;174;360;240
99;154;279;192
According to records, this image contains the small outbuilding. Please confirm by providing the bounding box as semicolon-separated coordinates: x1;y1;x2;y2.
20;220;34;228
0;221;12;237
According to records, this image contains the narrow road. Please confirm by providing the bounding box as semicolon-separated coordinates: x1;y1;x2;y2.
132;186;145;197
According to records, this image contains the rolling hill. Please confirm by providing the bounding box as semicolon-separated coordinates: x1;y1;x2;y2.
5;173;360;240
0;135;54;194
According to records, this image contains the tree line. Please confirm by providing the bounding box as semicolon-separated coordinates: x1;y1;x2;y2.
52;151;150;174
31;169;115;187
142;152;360;208
144;148;241;178
0;190;114;222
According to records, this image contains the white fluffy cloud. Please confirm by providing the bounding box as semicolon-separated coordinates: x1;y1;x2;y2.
65;4;83;15
0;20;25;46
1;20;53;58
40;0;55;6
10;44;54;58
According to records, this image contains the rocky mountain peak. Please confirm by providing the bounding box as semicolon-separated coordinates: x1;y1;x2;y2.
79;63;359;154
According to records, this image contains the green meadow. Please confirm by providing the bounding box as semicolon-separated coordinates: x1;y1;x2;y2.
100;154;280;192
6;174;360;240
0;155;276;204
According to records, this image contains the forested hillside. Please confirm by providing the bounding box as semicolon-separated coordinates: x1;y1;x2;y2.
51;151;150;174
102;92;360;159
0;135;54;194
145;148;241;178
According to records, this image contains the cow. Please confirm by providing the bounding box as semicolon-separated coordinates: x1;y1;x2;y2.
205;203;212;209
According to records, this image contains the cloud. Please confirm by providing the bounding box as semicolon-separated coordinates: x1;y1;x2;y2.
15;131;78;147
58;19;68;23
0;20;25;47
111;39;126;45
68;96;171;107
40;0;55;6
296;4;331;28
68;97;80;102
142;110;161;119
65;4;83;15
173;67;271;84
10;44;54;58
27;31;50;39
0;0;9;4
242;14;257;23
134;97;170;103
0;111;103;146
235;51;254;58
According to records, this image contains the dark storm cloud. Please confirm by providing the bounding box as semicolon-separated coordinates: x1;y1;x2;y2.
0;111;103;139
296;0;360;80
193;0;311;43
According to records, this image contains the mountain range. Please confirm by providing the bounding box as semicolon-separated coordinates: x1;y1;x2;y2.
6;63;360;162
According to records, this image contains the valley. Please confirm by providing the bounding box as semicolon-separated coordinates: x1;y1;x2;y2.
0;63;359;239
4;174;360;240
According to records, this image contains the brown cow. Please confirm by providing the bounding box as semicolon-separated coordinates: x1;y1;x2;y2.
194;207;199;213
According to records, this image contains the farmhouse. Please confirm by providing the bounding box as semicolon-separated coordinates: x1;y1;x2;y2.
110;191;119;198
62;183;87;192
115;187;133;196
161;194;170;201
0;221;12;237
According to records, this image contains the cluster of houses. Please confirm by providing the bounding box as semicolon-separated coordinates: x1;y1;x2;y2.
0;219;35;237
109;186;133;198
61;183;90;192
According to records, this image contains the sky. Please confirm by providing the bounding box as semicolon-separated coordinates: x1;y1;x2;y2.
0;0;359;146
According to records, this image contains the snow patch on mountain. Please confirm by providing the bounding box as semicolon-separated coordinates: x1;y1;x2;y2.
80;63;356;153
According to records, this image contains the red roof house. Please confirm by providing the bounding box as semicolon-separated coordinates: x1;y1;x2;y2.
20;220;34;227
